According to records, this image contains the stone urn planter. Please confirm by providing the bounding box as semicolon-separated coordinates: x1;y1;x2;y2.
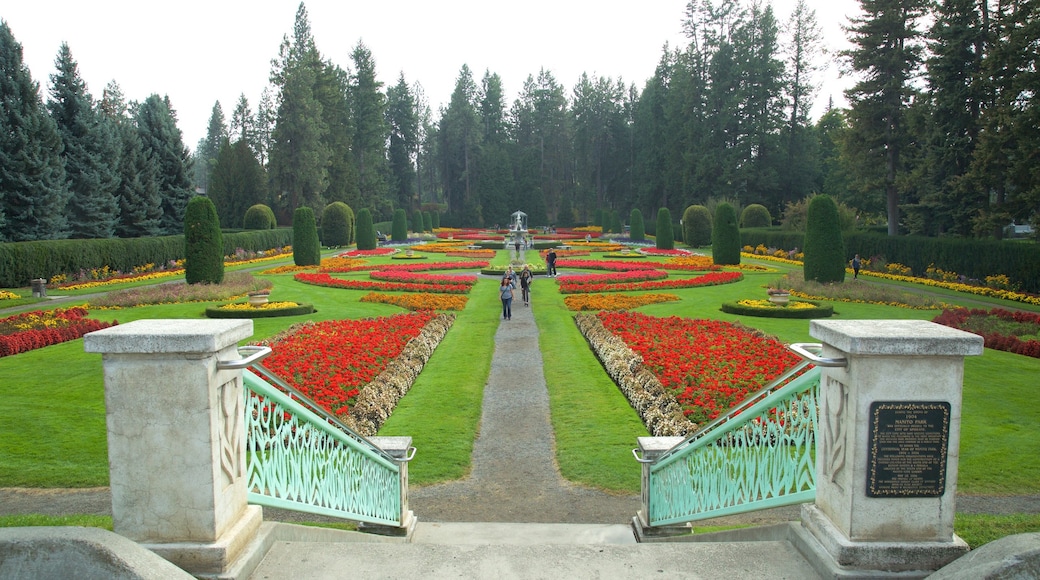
248;292;270;307
767;291;790;306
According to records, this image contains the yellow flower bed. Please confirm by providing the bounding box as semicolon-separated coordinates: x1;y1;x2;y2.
736;299;817;310
740;252;803;266
57;269;183;291
666;256;717;270
417;242;470;253
570;241;624;252
0;290;20;301
315;257;368;272
360;292;468;311
260;264;315;275
858;270;1040;306
564;293;680;311
213;301;300;311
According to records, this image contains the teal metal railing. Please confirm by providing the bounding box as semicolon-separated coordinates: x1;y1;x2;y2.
640;357;823;526
230;347;409;526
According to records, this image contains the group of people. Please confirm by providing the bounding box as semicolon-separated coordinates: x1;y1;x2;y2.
499;265;535;320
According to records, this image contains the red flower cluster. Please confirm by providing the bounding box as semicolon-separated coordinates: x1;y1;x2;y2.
597;311;800;424
0;307;117;357
294;272;472;294
369;270;478;286
339;248;396;257
556;269;669;285
639;248;693;256
262;312;437;418
558;271;743;294
933;307;1040;358
555;259;661;272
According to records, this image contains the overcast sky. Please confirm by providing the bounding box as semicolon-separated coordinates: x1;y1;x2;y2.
4;0;860;149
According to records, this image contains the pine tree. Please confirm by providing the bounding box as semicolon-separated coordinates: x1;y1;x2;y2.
230;93;254;145
195;101;227;191
47;43;120;239
387;73;419;211
0;21;70;241
137;94;194;235
351;42;391;212
208;140;268;229
100;81;163;238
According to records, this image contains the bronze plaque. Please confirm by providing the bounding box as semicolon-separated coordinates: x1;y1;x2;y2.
867;401;951;498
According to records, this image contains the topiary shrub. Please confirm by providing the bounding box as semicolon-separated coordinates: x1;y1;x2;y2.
355;208;376;250
411;209;424;234
804;194;847;283
292;206;321;266
655;208;674;250
431;211;440;230
321;202;354;247
712;202;741;265
243;204;276;230
629;209;645;241
184;196;225;284
423;211;432;233
682;205;712;247
391;208;408;241
740;204;772;228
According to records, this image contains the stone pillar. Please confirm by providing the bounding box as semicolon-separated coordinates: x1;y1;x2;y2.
632;436;685;541
797;319;984;577
84;319;261;578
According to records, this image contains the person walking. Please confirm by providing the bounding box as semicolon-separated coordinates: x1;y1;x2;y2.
499;277;514;320
546;248;557;277
519;265;533;306
851;254;861;279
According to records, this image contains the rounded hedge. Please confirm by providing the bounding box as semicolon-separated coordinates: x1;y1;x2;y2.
292;207;322;266
205;302;315;318
355;208;377;250
720;299;833;319
804;195;846;283
243;204;276;230
321;202;354;247
629;209;645;241
740;204;772;228
184;196;224;285
655;208;674;250
391;209;408;241
712;202;741;265
682;205;712;247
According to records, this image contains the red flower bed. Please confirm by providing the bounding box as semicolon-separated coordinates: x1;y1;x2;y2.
597;311;800;423
319;260;488;274
555;259;661;271
932;307;1040;358
338;248;396;257
261;312;437;418
639;248;693;256
369;270;478;286
294;272;471;294
559;271;743;294
0;307;117;357
556;270;669;285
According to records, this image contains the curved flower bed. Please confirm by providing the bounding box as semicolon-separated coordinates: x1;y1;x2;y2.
339;248;396;257
369;271;478;286
721;299;833;319
933;307;1040;358
319;260;488;274
555;259;661;272
360;292;469;311
559;271;743;294
557;270;669;285
256;312;454;435
639;247;693;256
294;272;471;294
663;256;723;271
0;307;117;357
564;293;680;311
205;301;315;318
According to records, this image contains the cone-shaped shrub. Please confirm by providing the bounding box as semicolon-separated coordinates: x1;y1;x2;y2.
184;196;224;284
321;202;354;247
740;203;772;228
243;204;276;229
629;209;645;241
356;208;376;250
391;208;408;241
423;211;432;232
683;205;712;247
431;211;440;230
655;208;674;250
411;209;424;234
804;194;846;283
712;202;741;265
292;206;321;266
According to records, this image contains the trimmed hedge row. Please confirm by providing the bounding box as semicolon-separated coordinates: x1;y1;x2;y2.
0;229;293;288
721;300;834;319
741;229;1040;294
205;303;315;318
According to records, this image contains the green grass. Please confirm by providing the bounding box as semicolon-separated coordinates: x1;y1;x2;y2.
0;514;113;530
954;513;1040;548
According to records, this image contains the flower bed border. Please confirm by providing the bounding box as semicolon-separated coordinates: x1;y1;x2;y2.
204;302;316;318
720;299;834;319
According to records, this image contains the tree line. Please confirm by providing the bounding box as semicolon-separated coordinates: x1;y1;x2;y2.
3;0;1038;244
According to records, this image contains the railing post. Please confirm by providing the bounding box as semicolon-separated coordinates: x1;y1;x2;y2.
796;319;983;576
632;436;685;541
361;436;416;537
84;319;261;578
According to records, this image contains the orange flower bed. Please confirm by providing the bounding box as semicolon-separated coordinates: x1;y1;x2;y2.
360;292;469;311
564;293;680;311
664;256;722;271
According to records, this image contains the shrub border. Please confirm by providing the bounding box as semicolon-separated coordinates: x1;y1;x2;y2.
720;299;833;319
204;303;316;319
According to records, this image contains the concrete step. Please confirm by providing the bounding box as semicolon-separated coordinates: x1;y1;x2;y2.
247;522;821;580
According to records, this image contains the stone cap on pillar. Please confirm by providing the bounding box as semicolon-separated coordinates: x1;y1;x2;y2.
809;319;983;357
84;319;253;355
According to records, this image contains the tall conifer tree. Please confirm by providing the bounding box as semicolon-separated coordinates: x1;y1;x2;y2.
136;94;194;235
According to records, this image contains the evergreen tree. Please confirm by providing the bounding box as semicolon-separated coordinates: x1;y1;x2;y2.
47;42;120;239
253;87;275;167
0;21;69;241
351;42;391;213
387;73;419;211
100;81;163;238
136;94;194;234
230;93;254;145
183;196;224;284
474;71;512;226
422;210;432;232
803;194;846;282
712;202;741;265
355;207;376;250
314;60;358;209
292;206;321;266
655;207;674;250
629;209;645;241
411;209;424;233
195;101;227;190
208;140;267;229
781;0;825;206
391;208;407;241
438;65;481;220
682;204;713;247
